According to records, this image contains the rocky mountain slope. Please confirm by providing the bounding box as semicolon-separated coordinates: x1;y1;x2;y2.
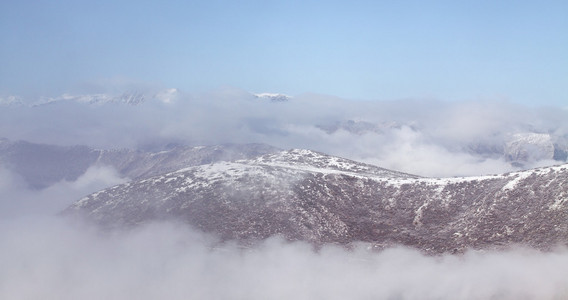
0;139;279;189
65;149;568;254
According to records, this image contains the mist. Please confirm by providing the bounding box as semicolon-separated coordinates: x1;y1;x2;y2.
2;215;568;300
2;88;567;177
0;165;126;218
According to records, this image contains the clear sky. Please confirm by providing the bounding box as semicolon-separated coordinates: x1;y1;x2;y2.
1;0;567;105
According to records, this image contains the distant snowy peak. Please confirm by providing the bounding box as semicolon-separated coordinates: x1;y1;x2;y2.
16;89;181;107
253;93;291;102
0;95;24;106
505;132;557;163
31;92;142;106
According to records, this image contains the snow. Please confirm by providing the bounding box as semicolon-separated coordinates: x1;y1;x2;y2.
0;95;24;106
75;150;568;215
131;150;568;203
254;93;291;98
19;89;179;107
550;196;568;210
502;170;537;191
253;93;291;102
505;132;555;161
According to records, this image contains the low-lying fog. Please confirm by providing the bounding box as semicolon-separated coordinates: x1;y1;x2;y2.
2;163;568;299
3;217;568;300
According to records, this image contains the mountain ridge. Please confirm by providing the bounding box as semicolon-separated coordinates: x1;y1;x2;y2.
65;149;568;254
0;139;280;189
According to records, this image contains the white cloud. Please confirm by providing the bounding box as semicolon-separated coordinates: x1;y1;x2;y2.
1;88;567;177
356;126;515;177
0;218;567;300
0;165;126;218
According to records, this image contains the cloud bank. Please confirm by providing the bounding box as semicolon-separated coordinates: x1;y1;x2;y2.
0;165;126;218
1;217;568;300
2;88;567;177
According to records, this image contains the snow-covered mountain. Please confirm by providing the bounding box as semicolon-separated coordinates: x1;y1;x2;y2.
32;91;152;106
505;132;563;163
7;89;290;106
65;149;568;254
253;93;291;102
2;89;180;107
0;139;279;189
0;95;24;106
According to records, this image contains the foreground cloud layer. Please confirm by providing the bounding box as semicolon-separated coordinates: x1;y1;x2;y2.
1;218;568;300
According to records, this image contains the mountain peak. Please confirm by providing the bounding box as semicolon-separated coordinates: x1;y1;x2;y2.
0;95;24;106
249;149;417;179
253;93;291;102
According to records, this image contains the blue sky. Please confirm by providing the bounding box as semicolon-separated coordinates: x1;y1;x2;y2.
1;0;567;105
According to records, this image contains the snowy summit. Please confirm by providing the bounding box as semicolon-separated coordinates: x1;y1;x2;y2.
253;93;291;102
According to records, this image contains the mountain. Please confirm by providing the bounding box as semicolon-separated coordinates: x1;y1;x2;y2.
32;91;149;106
0;95;24;106
2;89;180;107
0;139;280;189
505;132;566;164
464;131;568;166
253;93;291;102
65;149;568;254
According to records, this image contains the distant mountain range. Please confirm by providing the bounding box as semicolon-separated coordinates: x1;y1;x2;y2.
0;138;279;189
2;90;566;170
6;89;180;107
2;89;288;106
0;95;24;106
65;149;568;254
